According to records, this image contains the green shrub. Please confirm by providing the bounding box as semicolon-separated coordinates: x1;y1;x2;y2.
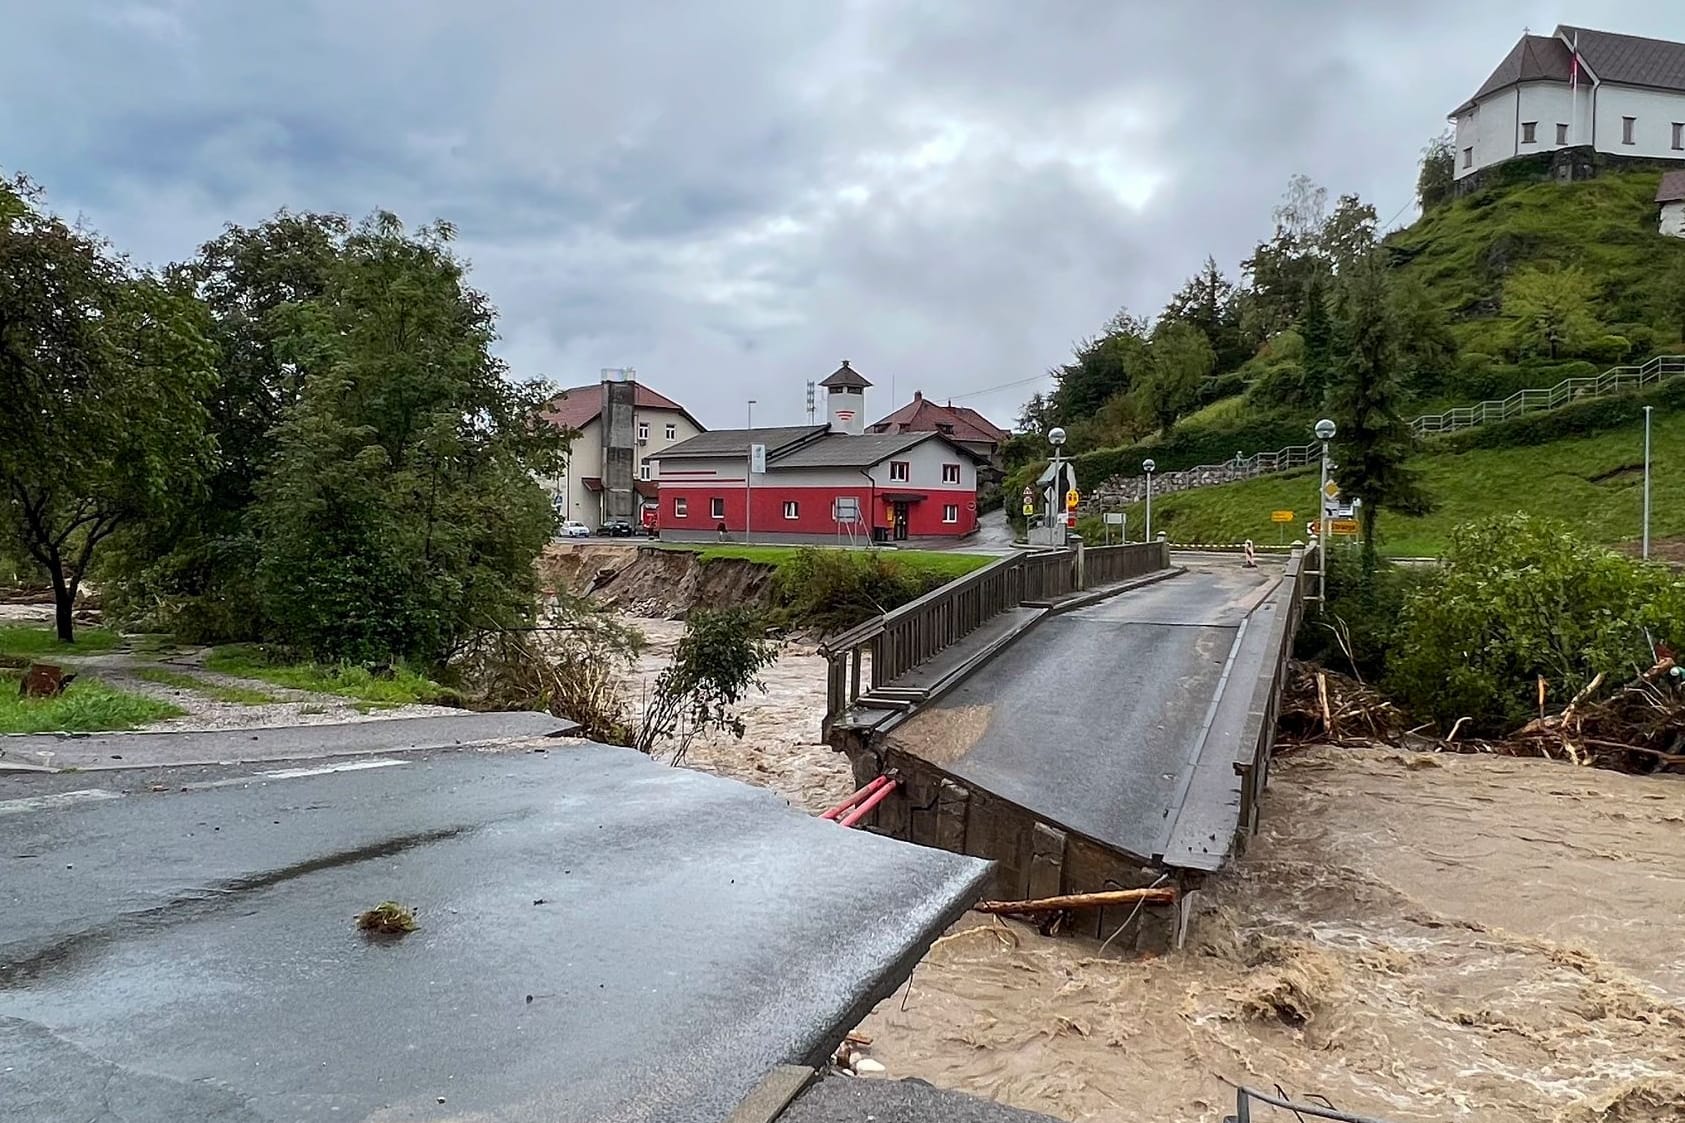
1387;514;1683;733
1293;553;1426;681
770;549;933;633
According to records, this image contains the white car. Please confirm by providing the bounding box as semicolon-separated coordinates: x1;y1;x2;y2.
560;520;591;538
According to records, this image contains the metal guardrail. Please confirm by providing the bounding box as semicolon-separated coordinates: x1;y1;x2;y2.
820;541;1169;735
1226;1083;1399;1123
1086;354;1685;506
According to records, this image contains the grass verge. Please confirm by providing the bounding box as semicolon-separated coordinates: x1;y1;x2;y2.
134;666;279;706
0;672;182;734
680;543;993;580
0;625;120;660
202;645;447;705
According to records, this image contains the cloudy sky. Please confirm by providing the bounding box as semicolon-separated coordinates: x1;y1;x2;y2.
3;2;1678;429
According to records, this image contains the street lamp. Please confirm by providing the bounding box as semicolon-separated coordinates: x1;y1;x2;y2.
1643;405;1653;560
1314;419;1336;611
745;399;757;541
1142;458;1156;542
1047;427;1068;532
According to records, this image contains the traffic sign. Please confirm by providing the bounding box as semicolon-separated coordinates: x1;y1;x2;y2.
1022;503;1035;517
1065;488;1080;509
1322;480;1340;500
1270;510;1294;523
1330;518;1359;535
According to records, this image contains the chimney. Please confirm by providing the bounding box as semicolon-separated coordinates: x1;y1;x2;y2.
913;390;922;402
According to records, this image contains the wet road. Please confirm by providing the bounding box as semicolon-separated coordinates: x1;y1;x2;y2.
0;744;991;1122
887;565;1277;863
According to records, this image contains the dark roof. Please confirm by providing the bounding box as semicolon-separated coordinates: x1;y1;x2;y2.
1453;34;1574;115
1658;169;1685;203
1562;25;1685;91
655;425;828;460
818;360;872;390
771;432;936;469
542;381;701;433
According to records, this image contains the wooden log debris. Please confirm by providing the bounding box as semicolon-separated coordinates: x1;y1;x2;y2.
974;887;1177;915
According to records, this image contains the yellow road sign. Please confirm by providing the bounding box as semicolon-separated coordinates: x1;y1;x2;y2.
1022;503;1035;516
1330;518;1359;535
1322;480;1340;500
1270;510;1294;523
1065;489;1080;509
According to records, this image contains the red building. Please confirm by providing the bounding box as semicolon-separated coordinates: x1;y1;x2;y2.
653;424;985;544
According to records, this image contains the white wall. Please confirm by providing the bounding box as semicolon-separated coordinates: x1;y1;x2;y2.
635;407;703;482
1515;82;1591;151
539;418;602;525
864;437;977;491
1454;87;1517;178
1662;200;1685;238
1593;84;1685;159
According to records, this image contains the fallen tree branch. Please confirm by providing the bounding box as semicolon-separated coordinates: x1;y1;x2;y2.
974;887;1177;914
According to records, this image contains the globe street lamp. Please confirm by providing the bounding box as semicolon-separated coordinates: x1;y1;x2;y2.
1047;427;1068;532
1142;458;1156;542
1313;419;1336;611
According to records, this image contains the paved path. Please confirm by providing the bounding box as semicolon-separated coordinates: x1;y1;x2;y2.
884;564;1278;864
0;711;572;772
0;744;990;1122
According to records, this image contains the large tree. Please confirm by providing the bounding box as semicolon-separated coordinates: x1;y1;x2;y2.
254;211;566;665
1326;252;1429;574
1050;308;1151;427
1503;265;1601;359
0;177;216;641
1135;318;1216;438
1162;256;1248;370
1416;131;1457;213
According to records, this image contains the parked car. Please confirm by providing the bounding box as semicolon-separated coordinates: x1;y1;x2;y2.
560;520;591;538
598;519;636;537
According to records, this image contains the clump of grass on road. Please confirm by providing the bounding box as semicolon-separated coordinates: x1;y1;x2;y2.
0;625;120;659
203;645;446;706
134;666;278;706
0;673;182;734
356;901;418;935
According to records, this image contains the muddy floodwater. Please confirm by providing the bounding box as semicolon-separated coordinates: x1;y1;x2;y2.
620;616;1685;1122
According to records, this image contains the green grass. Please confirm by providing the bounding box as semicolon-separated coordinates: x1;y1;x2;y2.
0;673;182;734
201;645;446;705
0;625;120;659
134;666;278;706
1112;409;1685;557
671;543;994;579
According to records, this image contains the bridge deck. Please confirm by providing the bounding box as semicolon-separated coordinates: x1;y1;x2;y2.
880;565;1280;867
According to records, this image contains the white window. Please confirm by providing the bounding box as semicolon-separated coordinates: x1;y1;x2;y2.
941;463;961;484
783;500;799;520
1557;122;1569;145
640;462;651;481
1674;122;1683;151
665;423;676;440
1521;121;1536;144
710;497;725;520
1623;116;1636;144
888;460;910;482
673;496;688;518
638;421;649;440
1462;147;1473;168
942;504;959;524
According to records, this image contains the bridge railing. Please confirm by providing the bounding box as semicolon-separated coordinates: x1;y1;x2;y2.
820;541;1169;736
1235;543;1311;840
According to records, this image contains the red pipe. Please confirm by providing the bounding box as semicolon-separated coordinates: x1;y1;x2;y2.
838;779;900;828
820;775;891;821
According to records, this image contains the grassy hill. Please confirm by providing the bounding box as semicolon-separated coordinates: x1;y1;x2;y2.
1102;385;1682;557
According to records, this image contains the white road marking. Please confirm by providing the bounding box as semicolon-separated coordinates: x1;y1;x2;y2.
0;788;124;816
257;758;408;780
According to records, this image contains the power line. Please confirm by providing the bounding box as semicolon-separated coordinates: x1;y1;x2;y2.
942;372;1053;403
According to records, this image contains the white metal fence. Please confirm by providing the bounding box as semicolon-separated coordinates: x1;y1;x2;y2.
1084;354;1685;507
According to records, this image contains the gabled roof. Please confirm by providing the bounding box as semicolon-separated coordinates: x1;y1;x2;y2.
869;393;1008;447
1560;25;1685;92
655;425;829;460
774;431;989;469
1452;34;1574;116
818;360;872;390
1657;169;1685;203
541;381;701;433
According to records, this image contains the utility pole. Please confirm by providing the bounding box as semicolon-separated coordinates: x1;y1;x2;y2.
1643;405;1653;559
1314;419;1336;612
745;400;756;541
1142;459;1156;542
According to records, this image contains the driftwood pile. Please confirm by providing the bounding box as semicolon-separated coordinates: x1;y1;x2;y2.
1279;658;1685;776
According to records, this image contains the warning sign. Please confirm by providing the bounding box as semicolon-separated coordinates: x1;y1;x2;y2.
1065;489;1080;509
1022;503;1036;517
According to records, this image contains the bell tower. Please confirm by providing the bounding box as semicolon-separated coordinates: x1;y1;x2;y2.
818;360;871;436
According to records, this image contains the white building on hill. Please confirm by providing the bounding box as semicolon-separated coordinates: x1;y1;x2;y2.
1453;25;1685;180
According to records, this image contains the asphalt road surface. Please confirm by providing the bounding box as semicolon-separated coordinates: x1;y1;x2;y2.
0;744;992;1122
890;565;1277;863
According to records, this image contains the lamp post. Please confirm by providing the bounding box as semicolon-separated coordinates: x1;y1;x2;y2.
1047;427;1068;536
1314;419;1336;612
1142;459;1156;542
1643;405;1653;559
745;399;756;541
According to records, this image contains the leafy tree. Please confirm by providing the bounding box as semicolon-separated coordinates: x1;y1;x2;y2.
1135;318;1215;437
1416;130;1457;213
1299;273;1335;408
254;211;566;665
1389;272;1459;394
1319;194;1379;275
635;608;777;765
1503;265;1601;359
1326;252;1429;573
1050;309;1150;423
1389;516;1684;732
0;177;216;641
1163;256;1248;370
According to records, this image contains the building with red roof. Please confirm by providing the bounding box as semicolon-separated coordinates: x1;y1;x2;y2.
869;392;1010;483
